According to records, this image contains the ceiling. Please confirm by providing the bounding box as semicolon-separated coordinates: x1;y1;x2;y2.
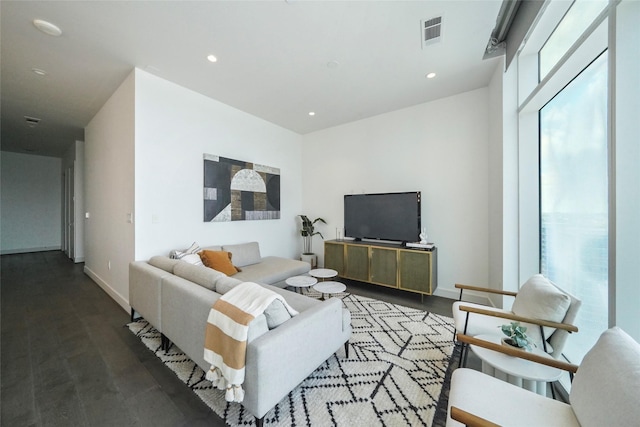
1;1;503;158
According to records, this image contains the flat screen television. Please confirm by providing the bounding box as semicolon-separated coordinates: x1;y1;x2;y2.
344;191;421;243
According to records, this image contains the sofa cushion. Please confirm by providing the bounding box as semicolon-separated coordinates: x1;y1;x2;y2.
173;262;225;291
264;299;293;329
511;274;571;343
222;242;262;267
148;256;179;273
570;327;640;427
233;256;310;285
216;276;243;294
199;250;240;276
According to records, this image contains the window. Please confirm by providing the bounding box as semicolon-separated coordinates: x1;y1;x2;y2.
539;51;608;363
515;0;613;366
539;0;608;80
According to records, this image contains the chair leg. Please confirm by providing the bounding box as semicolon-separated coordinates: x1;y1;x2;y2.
458;343;469;369
344;342;349;359
255;416;264;427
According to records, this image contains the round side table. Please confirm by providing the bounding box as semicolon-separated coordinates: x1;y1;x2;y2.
470;333;562;396
309;268;338;281
285;275;317;294
313;280;346;300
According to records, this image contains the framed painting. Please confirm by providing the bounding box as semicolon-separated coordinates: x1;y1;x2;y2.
203;154;281;222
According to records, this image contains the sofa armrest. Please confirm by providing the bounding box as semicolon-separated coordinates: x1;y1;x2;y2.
242;297;351;419
129;261;170;331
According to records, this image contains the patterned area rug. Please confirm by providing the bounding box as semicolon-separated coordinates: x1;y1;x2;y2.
128;292;456;426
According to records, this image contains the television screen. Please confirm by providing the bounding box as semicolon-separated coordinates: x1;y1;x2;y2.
344;191;421;243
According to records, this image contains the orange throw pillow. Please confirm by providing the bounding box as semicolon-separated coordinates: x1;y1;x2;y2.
198;250;240;276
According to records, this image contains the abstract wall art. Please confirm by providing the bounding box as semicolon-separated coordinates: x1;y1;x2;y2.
203;154;281;222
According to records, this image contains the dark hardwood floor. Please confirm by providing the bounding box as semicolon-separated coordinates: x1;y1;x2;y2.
1;251;467;426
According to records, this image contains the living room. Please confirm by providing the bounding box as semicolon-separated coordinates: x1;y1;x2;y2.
2;1;639;426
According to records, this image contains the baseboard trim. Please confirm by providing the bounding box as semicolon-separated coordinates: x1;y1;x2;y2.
433;287;493;306
1;246;62;255
83;266;131;314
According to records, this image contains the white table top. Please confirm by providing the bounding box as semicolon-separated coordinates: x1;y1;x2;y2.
285;275;317;288
470;334;563;382
313;281;346;294
309;268;338;279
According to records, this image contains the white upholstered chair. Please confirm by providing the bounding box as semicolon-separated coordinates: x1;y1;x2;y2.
452;274;581;364
447;327;640;427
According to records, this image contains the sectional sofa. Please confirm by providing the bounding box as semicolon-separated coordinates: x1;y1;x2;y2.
128;242;352;426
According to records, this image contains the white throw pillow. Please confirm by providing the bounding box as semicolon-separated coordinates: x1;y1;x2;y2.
170;241;201;260
570;327;640;427
263;299;292;329
180;253;204;266
511;274;571;346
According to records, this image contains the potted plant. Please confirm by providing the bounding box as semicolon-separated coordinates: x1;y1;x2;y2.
298;215;326;267
499;321;536;351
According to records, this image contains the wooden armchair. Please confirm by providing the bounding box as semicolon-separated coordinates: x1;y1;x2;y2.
452;274;580;366
447;328;640;426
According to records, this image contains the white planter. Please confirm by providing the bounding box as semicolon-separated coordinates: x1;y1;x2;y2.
300;253;317;268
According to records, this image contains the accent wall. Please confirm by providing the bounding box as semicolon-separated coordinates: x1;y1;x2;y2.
84;69;305;312
302;88;491;300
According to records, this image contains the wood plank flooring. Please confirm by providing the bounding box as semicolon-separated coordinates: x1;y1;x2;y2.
1;251;461;426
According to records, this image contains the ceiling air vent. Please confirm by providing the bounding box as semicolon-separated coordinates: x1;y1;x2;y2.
421;17;442;48
24;116;41;128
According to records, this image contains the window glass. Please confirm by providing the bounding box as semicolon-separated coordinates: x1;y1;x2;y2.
539;51;608;363
539;0;608;80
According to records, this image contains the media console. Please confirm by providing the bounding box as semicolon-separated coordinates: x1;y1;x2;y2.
324;240;437;296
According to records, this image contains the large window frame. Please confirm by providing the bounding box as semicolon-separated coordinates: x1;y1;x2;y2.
515;1;613;365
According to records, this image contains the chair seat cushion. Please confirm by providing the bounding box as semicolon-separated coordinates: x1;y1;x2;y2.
447;368;579;427
452;301;554;353
452;301;510;336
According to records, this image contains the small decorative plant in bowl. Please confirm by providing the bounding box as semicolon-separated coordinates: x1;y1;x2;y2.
499;321;536;351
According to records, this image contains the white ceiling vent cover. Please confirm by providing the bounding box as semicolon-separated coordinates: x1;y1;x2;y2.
421;17;442;48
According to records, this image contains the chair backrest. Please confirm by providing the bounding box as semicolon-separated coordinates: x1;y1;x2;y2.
547;282;582;358
570;327;640;427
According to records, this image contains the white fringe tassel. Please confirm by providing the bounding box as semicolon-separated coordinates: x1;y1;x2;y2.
206;367;245;402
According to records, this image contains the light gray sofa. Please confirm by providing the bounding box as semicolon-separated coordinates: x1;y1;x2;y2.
129;242;352;426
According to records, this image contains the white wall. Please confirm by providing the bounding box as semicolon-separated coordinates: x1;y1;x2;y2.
62;140;86;262
487;61;504;307
84;69;304;313
613;0;640;341
0;151;62;254
133;69;304;261
84;72;136;310
302;88;490;299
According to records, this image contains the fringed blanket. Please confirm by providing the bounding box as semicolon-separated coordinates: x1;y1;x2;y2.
203;282;298;403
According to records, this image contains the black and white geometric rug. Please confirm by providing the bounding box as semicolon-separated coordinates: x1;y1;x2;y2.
128;293;455;426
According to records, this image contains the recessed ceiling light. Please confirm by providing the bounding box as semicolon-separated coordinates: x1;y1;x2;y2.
32;68;47;76
33;19;62;37
308;112;316;116
426;72;437;79
207;54;218;63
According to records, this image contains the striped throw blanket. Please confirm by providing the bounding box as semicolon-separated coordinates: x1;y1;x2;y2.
203;282;298;403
